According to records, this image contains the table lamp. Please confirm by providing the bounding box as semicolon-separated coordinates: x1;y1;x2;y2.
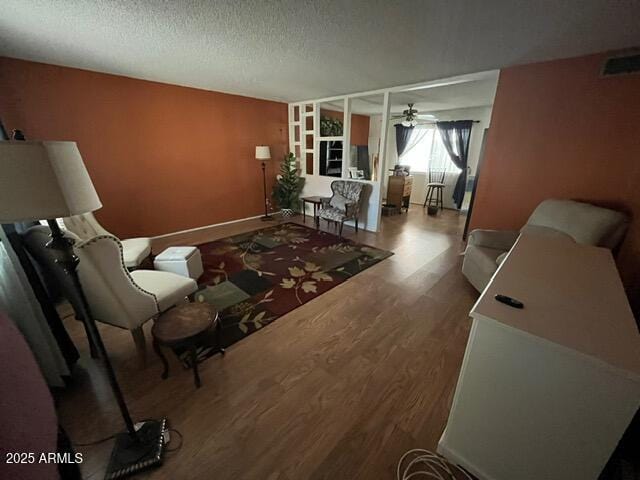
255;145;272;220
0;141;166;479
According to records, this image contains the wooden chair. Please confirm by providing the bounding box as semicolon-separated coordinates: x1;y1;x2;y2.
423;169;445;210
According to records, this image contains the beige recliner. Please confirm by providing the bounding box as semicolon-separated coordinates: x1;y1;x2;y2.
462;199;629;292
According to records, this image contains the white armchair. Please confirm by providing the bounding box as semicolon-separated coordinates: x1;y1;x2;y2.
63;212;151;269
22;226;197;359
463;199;629;292
75;234;198;353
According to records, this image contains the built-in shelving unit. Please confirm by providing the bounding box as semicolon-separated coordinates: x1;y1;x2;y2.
320;140;343;177
287;90;391;232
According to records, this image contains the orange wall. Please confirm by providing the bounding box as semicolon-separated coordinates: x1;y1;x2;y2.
350;113;371;146
0;57;288;238
471;51;640;315
320;109;371;145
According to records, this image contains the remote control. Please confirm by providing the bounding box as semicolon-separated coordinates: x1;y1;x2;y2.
494;294;524;309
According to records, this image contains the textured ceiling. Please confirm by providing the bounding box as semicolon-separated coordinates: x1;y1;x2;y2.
1;0;639;102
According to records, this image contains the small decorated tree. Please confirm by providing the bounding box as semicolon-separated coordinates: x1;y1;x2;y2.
272;152;304;216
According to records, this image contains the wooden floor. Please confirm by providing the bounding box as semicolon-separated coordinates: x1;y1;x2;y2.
56;206;478;480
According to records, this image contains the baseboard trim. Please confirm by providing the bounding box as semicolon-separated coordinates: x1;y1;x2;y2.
151;212;280;241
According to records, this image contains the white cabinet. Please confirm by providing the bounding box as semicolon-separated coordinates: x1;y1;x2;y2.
438;234;640;480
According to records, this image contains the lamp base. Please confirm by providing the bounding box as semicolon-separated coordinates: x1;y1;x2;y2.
260;215;274;221
104;418;167;479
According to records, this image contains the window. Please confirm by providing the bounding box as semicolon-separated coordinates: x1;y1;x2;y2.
400;127;460;174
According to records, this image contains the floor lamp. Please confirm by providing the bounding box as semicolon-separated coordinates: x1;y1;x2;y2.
256;145;273;220
0;141;166;479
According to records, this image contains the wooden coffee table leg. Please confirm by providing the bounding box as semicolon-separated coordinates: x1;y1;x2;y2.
189;345;201;388
152;337;169;380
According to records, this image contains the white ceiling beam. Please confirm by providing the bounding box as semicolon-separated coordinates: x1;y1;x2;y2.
291;70;499;105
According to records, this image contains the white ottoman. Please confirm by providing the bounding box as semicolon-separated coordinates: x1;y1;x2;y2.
153;246;203;280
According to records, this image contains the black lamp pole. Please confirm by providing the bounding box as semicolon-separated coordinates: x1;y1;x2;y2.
46;220;139;438
44;222;167;479
261;160;272;221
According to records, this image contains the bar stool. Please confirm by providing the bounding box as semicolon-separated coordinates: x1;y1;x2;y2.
423;169;445;210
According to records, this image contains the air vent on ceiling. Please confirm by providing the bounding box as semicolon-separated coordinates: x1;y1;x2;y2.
602;50;640;76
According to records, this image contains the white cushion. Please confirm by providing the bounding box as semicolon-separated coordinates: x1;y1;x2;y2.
130;270;197;312
121;238;152;268
524;199;628;249
329;194;349;211
519;225;575;241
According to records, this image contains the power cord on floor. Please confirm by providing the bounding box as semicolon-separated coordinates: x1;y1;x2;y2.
164;428;183;453
397;449;474;480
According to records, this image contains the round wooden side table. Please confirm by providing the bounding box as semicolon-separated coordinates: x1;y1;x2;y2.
151;303;224;388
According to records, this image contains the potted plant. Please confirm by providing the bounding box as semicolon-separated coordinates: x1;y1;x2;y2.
320;116;343;137
272;152;304;218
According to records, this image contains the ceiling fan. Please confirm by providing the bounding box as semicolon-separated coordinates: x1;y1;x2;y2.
390;103;435;126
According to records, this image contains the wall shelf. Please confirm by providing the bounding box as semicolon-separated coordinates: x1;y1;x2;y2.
317;136;344;142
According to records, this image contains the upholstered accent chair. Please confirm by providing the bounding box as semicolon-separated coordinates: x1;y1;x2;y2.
22;226;197;360
63;212;151;269
318;180;365;237
462;199;629;292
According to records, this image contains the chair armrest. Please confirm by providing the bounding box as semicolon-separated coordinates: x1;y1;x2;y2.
321;197;331;208
467;229;519;251
344;201;358;218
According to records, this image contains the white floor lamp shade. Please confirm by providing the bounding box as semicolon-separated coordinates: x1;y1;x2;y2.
255;145;271;160
0;141;102;222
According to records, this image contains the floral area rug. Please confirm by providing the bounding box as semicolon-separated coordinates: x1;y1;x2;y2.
175;222;392;366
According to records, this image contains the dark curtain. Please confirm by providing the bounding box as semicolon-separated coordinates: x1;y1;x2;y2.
436;120;473;209
394;124;414;157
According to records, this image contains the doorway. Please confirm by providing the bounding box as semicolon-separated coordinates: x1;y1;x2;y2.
381;73;498;232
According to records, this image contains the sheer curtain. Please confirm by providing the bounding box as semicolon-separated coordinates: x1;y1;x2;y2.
399;127;428;161
0;228;70;387
400;126;461;174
